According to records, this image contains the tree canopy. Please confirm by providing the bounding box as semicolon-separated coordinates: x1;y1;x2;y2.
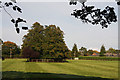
22;22;70;59
87;49;94;55
106;47;116;53
79;47;87;56
2;41;20;57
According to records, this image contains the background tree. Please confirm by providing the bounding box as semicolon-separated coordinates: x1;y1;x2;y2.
100;45;106;56
87;49;94;56
2;41;21;58
115;50;120;56
22;22;69;60
106;48;116;54
72;43;79;57
79;47;87;56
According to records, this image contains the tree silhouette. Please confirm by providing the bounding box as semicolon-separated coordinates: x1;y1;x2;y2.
72;43;79;57
0;0;28;33
70;0;118;28
100;45;106;56
1;0;119;34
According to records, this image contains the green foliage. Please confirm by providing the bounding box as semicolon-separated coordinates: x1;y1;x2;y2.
87;49;94;55
72;43;79;57
106;48;116;53
100;45;106;56
22;47;40;59
79;47;87;56
115;50;120;54
22;22;70;59
2;41;21;57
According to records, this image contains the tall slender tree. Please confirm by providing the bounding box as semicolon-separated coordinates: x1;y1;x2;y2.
72;43;79;57
100;45;106;56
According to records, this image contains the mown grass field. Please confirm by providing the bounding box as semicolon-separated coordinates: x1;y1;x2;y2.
2;59;118;80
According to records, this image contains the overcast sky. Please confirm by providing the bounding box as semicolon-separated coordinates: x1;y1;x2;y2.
1;0;118;51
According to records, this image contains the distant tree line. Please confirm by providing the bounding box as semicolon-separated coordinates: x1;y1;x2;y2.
1;38;120;60
71;44;120;57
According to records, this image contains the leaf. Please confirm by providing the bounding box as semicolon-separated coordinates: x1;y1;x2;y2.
23;20;27;23
11;0;16;3
22;27;28;30
69;2;72;5
9;2;13;5
15;23;18;27
17;18;26;23
5;3;9;7
104;25;108;28
17;18;24;22
13;6;16;11
17;18;22;22
16;28;20;33
117;1;120;5
11;19;15;23
17;7;22;13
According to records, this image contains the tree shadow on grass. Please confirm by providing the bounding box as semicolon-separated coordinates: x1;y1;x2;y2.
2;71;116;80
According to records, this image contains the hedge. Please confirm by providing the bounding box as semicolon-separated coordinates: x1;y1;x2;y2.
2;54;22;58
79;56;120;61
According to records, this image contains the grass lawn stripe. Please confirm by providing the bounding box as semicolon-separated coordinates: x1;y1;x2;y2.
36;62;80;78
49;61;117;79
69;60;118;68
2;59;25;71
71;60;118;72
71;61;118;79
69;60;118;78
38;62;106;78
25;62;65;78
2;59;26;78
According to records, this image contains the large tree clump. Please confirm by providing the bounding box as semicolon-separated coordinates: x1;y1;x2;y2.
22;22;70;60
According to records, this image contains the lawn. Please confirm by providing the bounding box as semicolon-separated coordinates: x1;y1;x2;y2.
2;59;118;80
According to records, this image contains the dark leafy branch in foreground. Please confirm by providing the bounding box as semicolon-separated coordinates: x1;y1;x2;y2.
11;18;27;33
70;2;117;28
0;0;28;33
